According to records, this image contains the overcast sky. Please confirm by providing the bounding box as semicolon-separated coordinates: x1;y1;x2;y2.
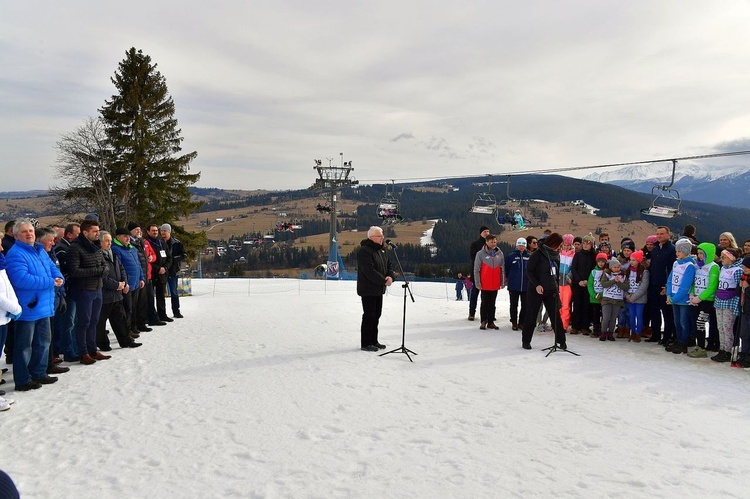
2;1;750;192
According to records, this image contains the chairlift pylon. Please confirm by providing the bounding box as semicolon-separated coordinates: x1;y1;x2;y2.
641;159;682;218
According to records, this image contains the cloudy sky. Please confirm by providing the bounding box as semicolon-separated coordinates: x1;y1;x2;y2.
2;1;750;192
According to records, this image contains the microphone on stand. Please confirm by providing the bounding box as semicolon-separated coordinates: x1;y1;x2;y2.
384;239;398;249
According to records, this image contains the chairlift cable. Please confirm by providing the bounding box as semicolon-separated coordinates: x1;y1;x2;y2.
357;149;750;184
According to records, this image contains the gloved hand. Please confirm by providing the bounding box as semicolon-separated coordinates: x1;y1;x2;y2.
58;296;67;314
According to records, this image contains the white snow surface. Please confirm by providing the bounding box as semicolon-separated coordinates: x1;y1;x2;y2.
4;278;750;498
419;220;439;247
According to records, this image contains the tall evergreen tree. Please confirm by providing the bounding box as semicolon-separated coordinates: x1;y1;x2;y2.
99;47;201;227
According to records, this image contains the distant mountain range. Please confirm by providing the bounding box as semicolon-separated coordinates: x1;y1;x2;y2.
582;161;750;209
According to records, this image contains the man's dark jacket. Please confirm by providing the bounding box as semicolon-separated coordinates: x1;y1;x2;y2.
649;240;676;289
526;243;561;293
66;233;106;291
469;236;486;284
165;236;185;277
146;236;171;283
570;246;596;284
357;238;395;296
101;250;127;305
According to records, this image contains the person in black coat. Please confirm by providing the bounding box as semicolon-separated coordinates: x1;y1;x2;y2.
161;223;185;319
145;224;173;323
570;235;596;334
357;226;395;351
504;237;531;330
521;233;567;350
96;231;141;351
468;225;491;321
645;226;676;344
66;219;110;364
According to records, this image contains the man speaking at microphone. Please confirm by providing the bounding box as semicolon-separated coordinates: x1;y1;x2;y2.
357;227;396;352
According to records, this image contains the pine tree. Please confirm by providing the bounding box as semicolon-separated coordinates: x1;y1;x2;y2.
100;47;201;227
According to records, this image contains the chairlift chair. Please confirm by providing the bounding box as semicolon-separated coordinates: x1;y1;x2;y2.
469;174;498;216
641;159;682;218
377;180;404;225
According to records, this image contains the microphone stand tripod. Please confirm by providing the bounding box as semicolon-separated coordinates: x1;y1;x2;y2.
542;266;579;358
380;241;417;362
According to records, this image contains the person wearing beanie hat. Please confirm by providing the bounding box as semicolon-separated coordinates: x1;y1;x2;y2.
711;247;744;361
621;240;636;252
624;250;649;342
160;223;185;319
468;226;492;320
127;222;155;332
570;232;596;334
631;251;644;264
666;238;697;354
587;249;609;337
505;235;531;330
645;235;658;245
743;257;750;270
674;238;693;256
115;227;130;236
597;240;612;259
572;236;583;253
599;257;629;341
558;234;576;331
521;232;568;350
687;242;720;357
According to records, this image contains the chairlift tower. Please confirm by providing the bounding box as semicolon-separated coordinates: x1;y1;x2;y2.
311;154;358;256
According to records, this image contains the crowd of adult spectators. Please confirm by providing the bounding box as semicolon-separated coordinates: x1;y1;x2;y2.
0;217;185;411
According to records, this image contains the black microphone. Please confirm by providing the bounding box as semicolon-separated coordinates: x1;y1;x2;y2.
385;239;397;249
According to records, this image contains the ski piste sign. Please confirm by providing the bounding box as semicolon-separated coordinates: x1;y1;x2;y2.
326;261;339;278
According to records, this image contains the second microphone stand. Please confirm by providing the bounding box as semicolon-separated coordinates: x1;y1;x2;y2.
380;241;417;362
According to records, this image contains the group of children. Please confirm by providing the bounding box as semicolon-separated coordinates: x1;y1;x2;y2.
583;236;750;366
471;227;750;367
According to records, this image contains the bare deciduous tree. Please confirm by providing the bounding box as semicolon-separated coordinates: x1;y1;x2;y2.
51;116;120;231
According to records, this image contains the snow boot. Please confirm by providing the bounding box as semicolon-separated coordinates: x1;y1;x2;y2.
711;350;731;363
607;331;616;341
599;332;607;341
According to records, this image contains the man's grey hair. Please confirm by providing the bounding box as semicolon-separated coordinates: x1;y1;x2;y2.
99;230;111;241
12;218;35;236
35;226;56;242
367;226;383;238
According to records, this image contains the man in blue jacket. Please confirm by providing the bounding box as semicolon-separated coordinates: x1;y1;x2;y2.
6;219;64;391
504;237;530;330
112;227;145;338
